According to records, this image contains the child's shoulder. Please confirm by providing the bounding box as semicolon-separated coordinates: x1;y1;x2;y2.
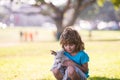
79;50;88;55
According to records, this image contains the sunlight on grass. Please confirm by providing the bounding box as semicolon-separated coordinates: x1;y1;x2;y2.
86;41;120;80
0;27;120;80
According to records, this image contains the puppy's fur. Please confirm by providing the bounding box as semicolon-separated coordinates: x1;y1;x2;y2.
51;50;69;70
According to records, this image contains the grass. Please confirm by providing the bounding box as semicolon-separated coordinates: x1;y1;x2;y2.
0;27;120;80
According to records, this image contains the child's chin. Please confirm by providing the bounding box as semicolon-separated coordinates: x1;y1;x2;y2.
67;50;73;53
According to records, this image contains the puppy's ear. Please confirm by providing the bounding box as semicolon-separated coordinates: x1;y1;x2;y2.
50;50;57;55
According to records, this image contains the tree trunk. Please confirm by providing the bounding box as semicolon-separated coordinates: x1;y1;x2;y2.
53;11;65;40
49;0;96;40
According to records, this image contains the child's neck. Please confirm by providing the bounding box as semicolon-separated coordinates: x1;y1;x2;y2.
71;51;78;56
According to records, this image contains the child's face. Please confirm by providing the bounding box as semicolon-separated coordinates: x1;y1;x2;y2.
63;44;76;54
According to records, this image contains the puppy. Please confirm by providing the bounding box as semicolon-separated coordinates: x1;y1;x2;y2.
50;50;69;70
51;50;72;80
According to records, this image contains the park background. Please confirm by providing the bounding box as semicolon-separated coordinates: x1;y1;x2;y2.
0;0;120;80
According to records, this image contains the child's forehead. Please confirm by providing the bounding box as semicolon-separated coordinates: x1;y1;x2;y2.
63;41;75;45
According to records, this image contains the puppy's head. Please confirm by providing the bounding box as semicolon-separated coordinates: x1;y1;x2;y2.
50;50;57;56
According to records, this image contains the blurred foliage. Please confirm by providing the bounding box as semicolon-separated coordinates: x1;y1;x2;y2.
35;0;120;10
111;0;120;10
97;0;105;7
97;0;120;10
36;0;44;3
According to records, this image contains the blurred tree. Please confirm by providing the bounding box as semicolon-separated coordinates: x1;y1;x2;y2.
97;0;120;10
35;0;120;40
96;0;120;28
79;0;120;40
9;0;120;40
81;1;119;22
35;0;96;40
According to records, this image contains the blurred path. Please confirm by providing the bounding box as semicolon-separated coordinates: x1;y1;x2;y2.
0;42;19;47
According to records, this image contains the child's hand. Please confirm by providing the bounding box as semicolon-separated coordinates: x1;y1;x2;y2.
62;60;75;67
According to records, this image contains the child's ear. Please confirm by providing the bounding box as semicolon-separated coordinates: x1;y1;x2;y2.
50;50;57;55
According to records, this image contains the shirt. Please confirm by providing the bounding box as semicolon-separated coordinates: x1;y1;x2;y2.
64;50;89;77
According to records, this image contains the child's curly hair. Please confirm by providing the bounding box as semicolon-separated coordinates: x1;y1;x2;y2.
60;27;85;52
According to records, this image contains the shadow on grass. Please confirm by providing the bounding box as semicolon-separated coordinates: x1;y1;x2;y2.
41;76;120;80
89;76;120;80
88;39;120;42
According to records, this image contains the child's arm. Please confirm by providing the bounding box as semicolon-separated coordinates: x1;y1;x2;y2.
62;60;88;73
76;63;88;73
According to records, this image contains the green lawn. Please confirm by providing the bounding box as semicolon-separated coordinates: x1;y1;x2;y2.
0;27;120;80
